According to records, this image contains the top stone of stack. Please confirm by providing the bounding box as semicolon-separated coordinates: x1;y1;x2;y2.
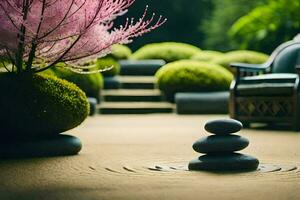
204;119;243;135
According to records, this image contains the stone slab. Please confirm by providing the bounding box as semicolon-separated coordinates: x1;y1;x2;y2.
175;92;229;114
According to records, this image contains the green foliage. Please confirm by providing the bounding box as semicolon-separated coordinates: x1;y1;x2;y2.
229;0;300;53
96;57;120;77
110;44;132;60
39;68;56;76
52;64;103;101
0;57;10;66
32;58;47;68
0;73;89;137
212;50;269;70
202;0;265;51
191;51;224;62
131;42;201;63
0;59;10;72
155;60;233;101
0;58;47;72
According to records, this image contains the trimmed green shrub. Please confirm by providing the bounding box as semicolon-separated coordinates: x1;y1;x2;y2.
131;42;202;63
96;57;121;77
52;64;103;102
0;73;89;137
191;50;224;62
156;60;233;101
212;50;269;70
39;68;56;76
110;44;132;60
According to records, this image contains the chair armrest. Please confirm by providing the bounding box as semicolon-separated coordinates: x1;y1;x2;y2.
230;62;268;72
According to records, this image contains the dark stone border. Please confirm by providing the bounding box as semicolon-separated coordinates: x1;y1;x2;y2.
175;92;229;114
104;77;121;89
88;97;98;116
119;59;166;76
0;135;82;159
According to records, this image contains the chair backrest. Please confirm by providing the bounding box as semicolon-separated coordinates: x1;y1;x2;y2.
272;42;300;73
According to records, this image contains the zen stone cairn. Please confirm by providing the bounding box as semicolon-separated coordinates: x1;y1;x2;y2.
188;119;259;171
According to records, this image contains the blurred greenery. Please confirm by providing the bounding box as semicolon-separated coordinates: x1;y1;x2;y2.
229;0;300;53
120;0;300;54
191;51;224;62
96;58;120;77
202;0;266;51
110;45;132;60
131;42;201;63
211;50;269;72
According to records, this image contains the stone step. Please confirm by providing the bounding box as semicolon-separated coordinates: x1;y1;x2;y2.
98;102;174;114
119;59;166;76
119;76;157;89
103;77;121;89
102;89;163;102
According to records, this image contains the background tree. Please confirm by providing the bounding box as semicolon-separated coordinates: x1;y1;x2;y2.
201;0;265;51
229;0;300;53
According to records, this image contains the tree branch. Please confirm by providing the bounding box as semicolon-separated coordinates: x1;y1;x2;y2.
26;0;47;72
15;0;30;74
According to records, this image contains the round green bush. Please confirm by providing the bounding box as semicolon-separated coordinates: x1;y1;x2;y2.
212;50;269;71
191;50;224;62
0;73;89;138
156;60;233;101
52;64;103;102
96;57;120;77
131;42;202;63
110;44;132;60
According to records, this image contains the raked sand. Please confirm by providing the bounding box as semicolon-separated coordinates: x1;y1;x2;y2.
0;114;300;200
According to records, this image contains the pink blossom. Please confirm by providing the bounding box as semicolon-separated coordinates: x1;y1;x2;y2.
0;0;166;73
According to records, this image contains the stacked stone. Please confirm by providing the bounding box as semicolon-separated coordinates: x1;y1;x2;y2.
188;119;259;171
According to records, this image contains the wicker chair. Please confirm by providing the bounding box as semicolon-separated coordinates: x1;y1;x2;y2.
229;39;300;130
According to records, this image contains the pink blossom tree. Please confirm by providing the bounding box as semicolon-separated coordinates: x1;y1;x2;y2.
0;0;166;74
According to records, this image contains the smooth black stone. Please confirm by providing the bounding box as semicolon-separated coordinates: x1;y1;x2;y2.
192;135;249;153
0;135;82;159
188;153;259;171
204;119;243;135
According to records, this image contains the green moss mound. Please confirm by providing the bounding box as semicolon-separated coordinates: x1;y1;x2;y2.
212;50;269;70
96;57;120;77
52;65;103;102
191;50;224;62
110;44;132;60
131;42;202;63
0;73;89;138
156;60;233;101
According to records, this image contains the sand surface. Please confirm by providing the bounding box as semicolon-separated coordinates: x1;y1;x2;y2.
0;114;300;200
